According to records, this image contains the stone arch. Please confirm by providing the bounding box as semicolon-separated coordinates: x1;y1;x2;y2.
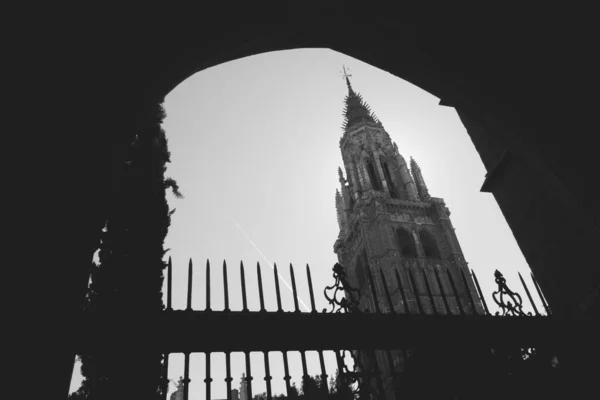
396;228;417;258
420;230;442;259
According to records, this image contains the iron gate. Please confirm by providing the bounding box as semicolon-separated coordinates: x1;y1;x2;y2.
74;259;589;399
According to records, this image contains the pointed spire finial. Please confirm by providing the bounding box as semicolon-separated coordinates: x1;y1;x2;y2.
338;166;344;180
342;65;354;94
340;66;380;131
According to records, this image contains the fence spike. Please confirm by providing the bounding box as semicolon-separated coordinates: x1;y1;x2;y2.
225;352;232;400
206;259;211;312
186;258;193;311
264;351;273;399
460;268;481;316
167;256;173;311
519;272;540;316
245;351;253;400
380;269;395;313
422;267;439;315
205;352;213;400
395;267;411;314
367;264;382;313
223;260;230;312
318;350;329;395
183;352;190;400
257;262;266;312
446;268;466;315
282;351;292;397
274;263;283;312
433;267;451;315
300;350;309;384
531;272;552;315
335;350;348;387
241;261;249;312
306;264;317;313
408;268;426;315
471;269;490;315
290;263;300;313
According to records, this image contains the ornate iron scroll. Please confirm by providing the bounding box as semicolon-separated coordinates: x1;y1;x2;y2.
491;270;542;366
325;264;374;396
492;270;532;316
338;349;373;398
323;263;362;313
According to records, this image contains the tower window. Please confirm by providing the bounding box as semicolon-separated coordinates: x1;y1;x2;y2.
396;229;417;258
366;160;382;191
381;159;398;198
420;231;441;259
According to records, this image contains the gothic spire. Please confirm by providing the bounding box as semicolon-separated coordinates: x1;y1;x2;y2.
335;189;348;232
410;157;431;200
341;67;378;131
410;157;419;171
338;166;345;182
343;65;356;96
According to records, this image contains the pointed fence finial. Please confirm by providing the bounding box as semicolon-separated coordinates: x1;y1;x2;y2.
186;258;193;311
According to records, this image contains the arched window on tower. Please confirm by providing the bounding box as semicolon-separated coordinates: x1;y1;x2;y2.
366;159;382;191
420;231;441;259
396;228;417;258
381;158;398;199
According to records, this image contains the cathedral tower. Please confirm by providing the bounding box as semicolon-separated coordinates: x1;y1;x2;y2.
333;71;484;399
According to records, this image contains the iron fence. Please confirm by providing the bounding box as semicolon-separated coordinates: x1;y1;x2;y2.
74;258;587;400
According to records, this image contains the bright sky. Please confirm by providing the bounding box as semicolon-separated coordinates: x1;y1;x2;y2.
70;49;543;398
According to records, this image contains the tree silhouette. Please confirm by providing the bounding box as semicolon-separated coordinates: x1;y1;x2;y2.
75;102;181;399
328;369;356;400
301;374;327;399
249;370;355;400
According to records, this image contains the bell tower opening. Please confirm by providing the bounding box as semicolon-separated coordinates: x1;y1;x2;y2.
381;159;398;199
420;230;441;260
366;159;382;191
396;228;417;258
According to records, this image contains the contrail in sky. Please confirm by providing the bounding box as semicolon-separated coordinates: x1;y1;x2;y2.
230;216;311;312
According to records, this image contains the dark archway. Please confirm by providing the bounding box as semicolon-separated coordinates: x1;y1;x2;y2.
21;10;600;398
396;228;417;258
112;18;599;324
419;231;441;260
381;158;399;199
366;159;382;191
